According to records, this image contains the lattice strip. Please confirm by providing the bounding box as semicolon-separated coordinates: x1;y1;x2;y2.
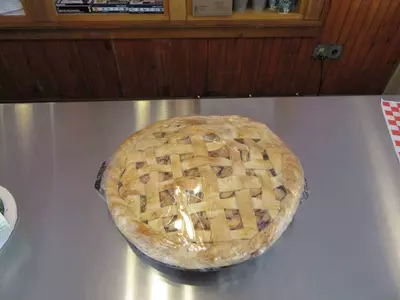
182;157;232;170
190;135;209;156
125;194;141;219
267;148;283;174
218;176;261;192
244;138;263;160
156;144;194;157
229;147;246;176
136;164;172;176
189;197;238;215
170;154;183;178
255;170;282;190
199;165;232;242
125;152;145;165
235;189;258;232
243;160;272;170
144;148;160;210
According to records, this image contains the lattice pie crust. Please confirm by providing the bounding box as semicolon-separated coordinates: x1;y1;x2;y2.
106;116;304;269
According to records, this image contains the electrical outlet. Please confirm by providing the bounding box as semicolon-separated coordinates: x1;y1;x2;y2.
313;44;343;60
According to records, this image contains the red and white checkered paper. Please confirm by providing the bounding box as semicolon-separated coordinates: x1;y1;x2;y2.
382;99;400;163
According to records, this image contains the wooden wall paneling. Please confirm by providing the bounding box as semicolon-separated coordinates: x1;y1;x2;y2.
0;44;21;99
321;0;376;94
130;40;159;98
339;0;386;94
22;41;59;98
319;0;342;43
371;7;400;94
271;38;301;95
286;38;315;95
0;60;16;99
188;39;208;97
237;39;263;97
153;40;173;97
323;0;350;44
113;40;142;98
336;0;363;44
222;39;245;97
299;0;309;15
0;42;39;99
75;40;121;98
344;0;391;94
359;1;400;94
324;0;364;86
266;38;286;95
41;41;91;99
170;40;190;97
317;0;344;91
207;39;227;96
302;60;321;95
304;0;327;20
115;40;177;99
255;38;280;95
300;38;322;95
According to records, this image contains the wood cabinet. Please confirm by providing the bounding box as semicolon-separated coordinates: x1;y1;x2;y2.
0;0;329;38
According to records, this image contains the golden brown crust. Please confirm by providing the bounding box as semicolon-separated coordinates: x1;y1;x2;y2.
106;115;304;269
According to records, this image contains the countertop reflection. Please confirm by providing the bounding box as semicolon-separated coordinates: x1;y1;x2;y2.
0;96;400;300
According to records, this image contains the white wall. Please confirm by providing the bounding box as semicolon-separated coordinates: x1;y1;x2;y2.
385;63;400;95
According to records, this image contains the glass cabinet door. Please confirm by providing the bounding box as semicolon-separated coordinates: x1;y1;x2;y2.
0;0;25;15
55;0;164;15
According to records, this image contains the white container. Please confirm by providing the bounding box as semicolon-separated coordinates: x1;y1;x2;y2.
0;186;17;251
278;0;292;14
268;0;278;10
253;0;267;11
234;0;248;12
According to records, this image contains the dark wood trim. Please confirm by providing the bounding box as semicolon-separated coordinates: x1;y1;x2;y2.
0;24;321;39
0;17;322;28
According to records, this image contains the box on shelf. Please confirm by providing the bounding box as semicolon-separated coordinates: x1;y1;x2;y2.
55;0;164;14
91;0;129;13
128;0;164;14
55;0;92;13
192;0;232;16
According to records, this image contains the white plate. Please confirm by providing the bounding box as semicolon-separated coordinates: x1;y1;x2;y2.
0;186;18;250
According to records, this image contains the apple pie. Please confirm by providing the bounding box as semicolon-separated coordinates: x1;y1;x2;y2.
105;115;304;269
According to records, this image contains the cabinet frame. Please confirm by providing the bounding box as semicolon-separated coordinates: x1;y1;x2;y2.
0;0;330;38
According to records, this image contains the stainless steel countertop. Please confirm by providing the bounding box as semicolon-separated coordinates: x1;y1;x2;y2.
1;96;400;300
